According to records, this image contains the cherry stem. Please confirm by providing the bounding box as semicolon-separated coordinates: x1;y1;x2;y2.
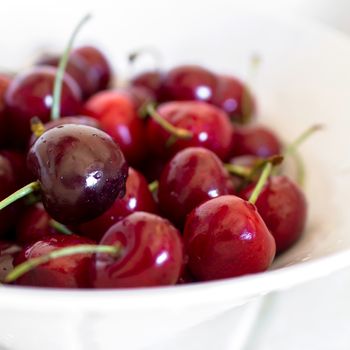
0;181;41;211
248;162;273;205
51;14;91;121
224;164;251;178
49;219;73;235
148;180;159;193
146;104;193;140
5;243;122;283
30;117;45;137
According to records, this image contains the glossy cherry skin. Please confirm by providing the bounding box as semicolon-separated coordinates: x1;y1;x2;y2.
0;74;11;147
71;46;112;92
240;176;307;253
158;147;235;228
0;241;21;283
130;70;164;101
0;150;32;188
161;65;217;102
146;101;233;160
231;125;282;158
84;90;148;166
184;195;276;281
27;124;128;225
28;115;101;147
90;212;183;288
13;234;94;288
16;203;58;245
36;52;99;99
5;66;81;148
77;167;158;242
0;155;19;237
211;75;255;124
118;86;155;111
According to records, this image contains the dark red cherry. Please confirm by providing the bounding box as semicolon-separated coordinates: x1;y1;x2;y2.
130;70;164;101
158;147;235;227
240;176;307;253
184;195;276;281
16;203;58;245
27;124;128;225
0;150;32;188
29;115;101;147
90;212;183;288
13;234;94;288
77;167;158;241
71;46;112;92
0;155;19;237
0;241;21;282
161;65;217;102
5;66;81;148
146;101;233;160
232;125;282;158
36;52;99;99
117;86;155;111
84;90;147;166
0;74;11;147
211;75;255;124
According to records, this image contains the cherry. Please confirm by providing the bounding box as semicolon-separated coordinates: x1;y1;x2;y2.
0;241;21;282
90;212;183;288
146;101;233;160
211;75;255;124
29;115;101;147
161;65;217;102
84;90;148;165
0;74;11;147
16;203;58;245
71;46;112;92
77;167;158;241
158;147;235;227
0;155;19;237
117;86;155;111
240;176;307;253
4;66;82;148
36;52;99;100
12;234;94;288
130;70;164;101
27;124;128;224
184;195;276;281
231;125;282;158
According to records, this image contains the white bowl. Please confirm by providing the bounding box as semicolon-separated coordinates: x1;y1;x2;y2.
1;7;350;350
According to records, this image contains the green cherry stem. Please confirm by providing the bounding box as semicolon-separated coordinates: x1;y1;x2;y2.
148;180;159;193
224;163;252;178
146;104;193;140
30;117;46;138
51;14;91;121
5;243;122;283
49;219;73;235
0;181;41;210
248;162;273;205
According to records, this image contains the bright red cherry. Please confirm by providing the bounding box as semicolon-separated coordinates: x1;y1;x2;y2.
90;212;183;288
211;75;256;124
146;101;233;160
16;203;58;245
184;195;276;281
27;124;128;225
161;65;217;102
13;234;94;288
158;147;235;227
118;86;155;111
71;46;112;92
77;168;158;241
232;125;282;158
5;66;81;148
240;176;307;253
84;90;148;166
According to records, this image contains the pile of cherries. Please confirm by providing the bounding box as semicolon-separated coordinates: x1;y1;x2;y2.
0;23;309;289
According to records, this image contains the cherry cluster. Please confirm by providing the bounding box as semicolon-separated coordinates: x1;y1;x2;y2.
0;21;309;289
